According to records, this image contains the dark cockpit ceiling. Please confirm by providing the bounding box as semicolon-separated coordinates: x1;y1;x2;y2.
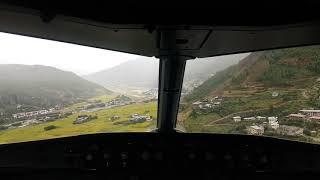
0;1;320;58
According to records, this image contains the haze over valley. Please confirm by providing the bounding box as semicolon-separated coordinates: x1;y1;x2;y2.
0;52;248;143
84;54;249;93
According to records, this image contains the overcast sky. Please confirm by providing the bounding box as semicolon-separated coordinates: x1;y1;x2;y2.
0;32;142;75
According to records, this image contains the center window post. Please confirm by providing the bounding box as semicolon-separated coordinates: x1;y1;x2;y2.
157;55;189;132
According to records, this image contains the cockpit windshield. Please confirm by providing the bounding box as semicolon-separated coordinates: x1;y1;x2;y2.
2;31;320;145
0;32;158;144
178;45;320;144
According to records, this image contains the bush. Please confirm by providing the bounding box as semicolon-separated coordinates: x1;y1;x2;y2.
189;110;198;118
89;115;98;120
234;124;247;134
304;129;312;136
144;110;150;114
44;125;58;131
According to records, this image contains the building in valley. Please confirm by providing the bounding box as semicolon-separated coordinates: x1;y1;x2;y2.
286;114;306;120
308;116;320;121
233;116;241;122
243;117;256;121
268;116;279;129
256;116;267;121
299;110;320;117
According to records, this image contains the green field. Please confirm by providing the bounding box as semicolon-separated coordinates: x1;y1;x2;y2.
0;102;157;144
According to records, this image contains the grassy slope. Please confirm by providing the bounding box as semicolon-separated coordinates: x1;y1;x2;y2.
0;102;157;144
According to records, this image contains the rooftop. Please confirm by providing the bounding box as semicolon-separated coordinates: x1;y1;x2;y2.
249;125;264;130
287;114;306;118
309;116;320;120
300;110;320;113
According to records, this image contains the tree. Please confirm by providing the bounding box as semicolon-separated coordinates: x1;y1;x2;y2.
189;110;198;118
269;105;275;114
303;129;312;136
234;124;247;133
44;125;58;131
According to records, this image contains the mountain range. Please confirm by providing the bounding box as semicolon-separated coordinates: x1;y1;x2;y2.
84;54;249;92
0;64;110;115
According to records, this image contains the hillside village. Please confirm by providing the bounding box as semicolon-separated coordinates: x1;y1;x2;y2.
188;95;315;137
192;96;223;110
232;109;320;137
182;87;320;142
179;45;320;143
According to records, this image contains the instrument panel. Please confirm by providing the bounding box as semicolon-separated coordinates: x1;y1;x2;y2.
0;133;320;179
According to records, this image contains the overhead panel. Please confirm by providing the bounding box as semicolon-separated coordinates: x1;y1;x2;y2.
0;3;320;58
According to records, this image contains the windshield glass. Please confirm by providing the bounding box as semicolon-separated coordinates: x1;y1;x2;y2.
178;45;320;144
0;32;158;144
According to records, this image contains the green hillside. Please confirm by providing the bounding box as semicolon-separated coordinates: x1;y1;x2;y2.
185;52;264;102
180;45;320;142
186;46;320;102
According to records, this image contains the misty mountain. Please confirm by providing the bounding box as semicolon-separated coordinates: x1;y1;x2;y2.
84;57;159;91
84;54;249;91
0;64;111;113
184;53;250;82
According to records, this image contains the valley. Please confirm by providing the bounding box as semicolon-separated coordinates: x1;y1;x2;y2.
0;64;159;144
0;33;247;144
3;45;320;144
0;94;157;144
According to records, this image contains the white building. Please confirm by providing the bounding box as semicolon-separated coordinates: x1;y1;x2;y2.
243;117;256;121
192;101;202;106
39;110;49;115
272;91;279;97
268;116;278;123
269;121;279;129
131;114;139;118
214;102;221;105
204;103;213;108
256;116;266;120
299;110;320;117
233;116;241;122
12;108;56;119
268;117;279;129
